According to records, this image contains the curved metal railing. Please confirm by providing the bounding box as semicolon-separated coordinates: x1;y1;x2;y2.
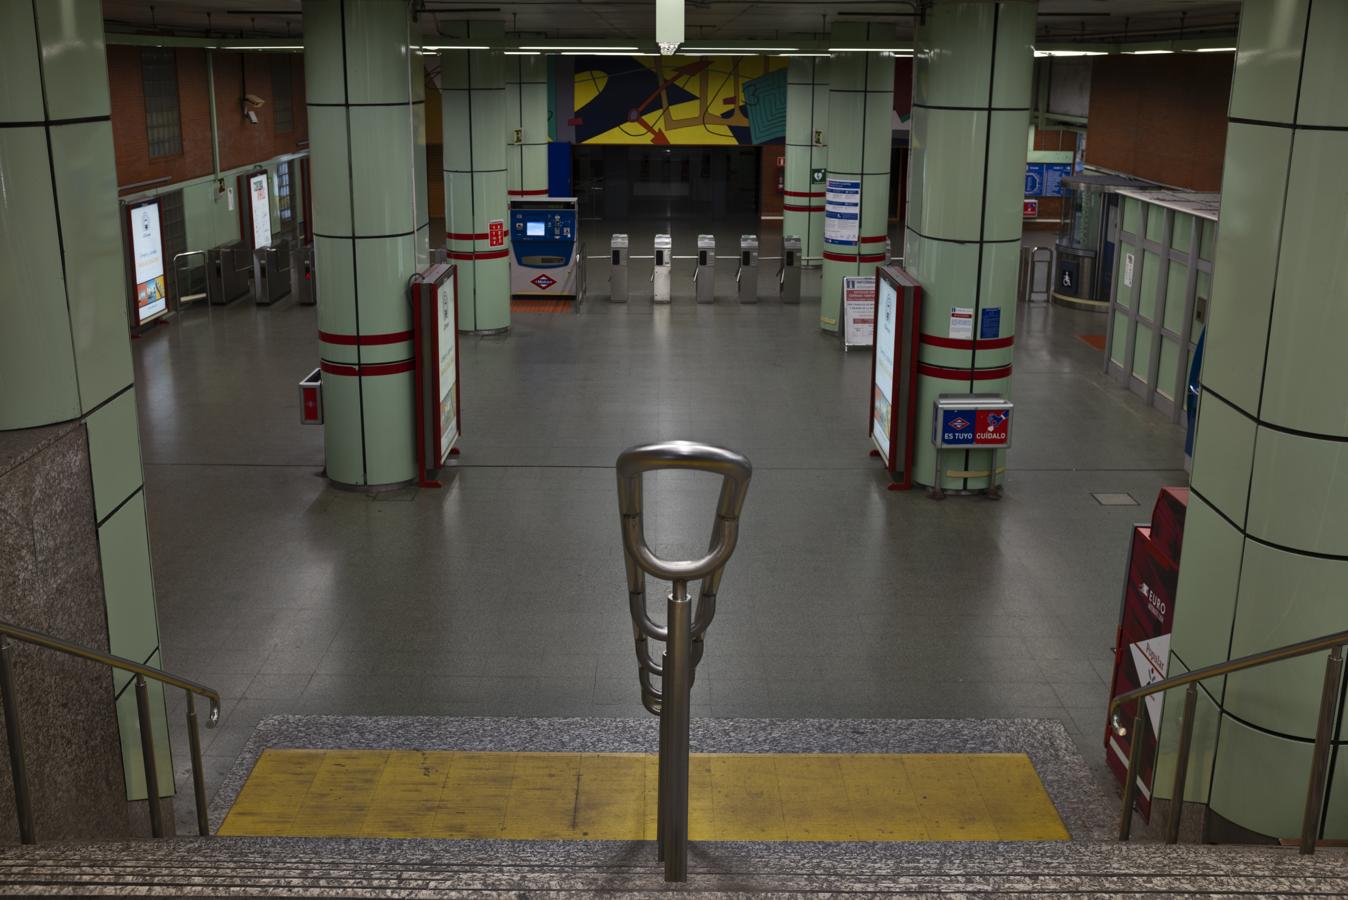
1108;627;1348;853
617;441;751;882
0;620;220;842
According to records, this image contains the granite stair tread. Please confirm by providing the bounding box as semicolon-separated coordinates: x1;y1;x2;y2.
0;838;1345;896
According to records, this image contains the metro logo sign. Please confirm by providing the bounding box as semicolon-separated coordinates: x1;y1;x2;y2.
939;408;1010;447
530;273;556;291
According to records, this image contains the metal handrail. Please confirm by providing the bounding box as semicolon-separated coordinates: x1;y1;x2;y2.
617;441;751;883
0;620;220;843
172;250;209;305
1108;627;1348;853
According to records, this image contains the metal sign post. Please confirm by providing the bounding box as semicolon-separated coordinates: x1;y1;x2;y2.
616;441;752;882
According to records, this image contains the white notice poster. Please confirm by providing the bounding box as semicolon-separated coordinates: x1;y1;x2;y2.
249;173;272;250
131;203;167;324
949;307;974;340
823;177;860;245
842;276;876;349
871;278;899;460
436;273;459;463
1124;252;1135;288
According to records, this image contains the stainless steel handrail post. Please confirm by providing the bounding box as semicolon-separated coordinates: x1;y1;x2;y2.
1118;705;1145;841
0;640;34;844
1165;682;1198;844
1300;645;1342;855
186;689;209;837
134;675;164;838
663;580;692;882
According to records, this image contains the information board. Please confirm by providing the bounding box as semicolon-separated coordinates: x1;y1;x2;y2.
872;277;898;459
824;178;860;245
842;275;876;350
129;201;167;325
249;173;271;250
1025;162;1074;198
868;266;922;490
412;263;462;487
436;274;459;462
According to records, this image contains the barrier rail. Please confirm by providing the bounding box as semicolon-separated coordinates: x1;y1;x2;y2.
617;441;752;882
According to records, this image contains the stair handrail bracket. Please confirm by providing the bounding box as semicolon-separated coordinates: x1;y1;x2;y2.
1109;627;1348;853
0;619;221;843
616;440;751;883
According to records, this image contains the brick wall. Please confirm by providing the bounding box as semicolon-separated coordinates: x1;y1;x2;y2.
109;47;307;194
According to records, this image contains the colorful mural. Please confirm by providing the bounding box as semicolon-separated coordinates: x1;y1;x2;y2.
571;55;787;145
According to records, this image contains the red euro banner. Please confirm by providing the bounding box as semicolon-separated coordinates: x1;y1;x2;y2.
1105;487;1188;823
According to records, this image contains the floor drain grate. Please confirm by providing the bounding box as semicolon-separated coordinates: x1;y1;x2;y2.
1091;492;1138;506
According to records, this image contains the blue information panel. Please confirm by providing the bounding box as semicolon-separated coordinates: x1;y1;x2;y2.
1043;163;1072;197
981;308;1001;339
1024;164;1044;197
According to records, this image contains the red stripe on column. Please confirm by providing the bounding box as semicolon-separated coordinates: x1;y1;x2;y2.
823;250;887;263
783;204;824;213
859;235;888;244
319;330;413;346
320;359;415;377
508;189;549;196
920;334;1015;350
917;363;1013;381
447;249;510;260
446;231;489;241
783;190;825;198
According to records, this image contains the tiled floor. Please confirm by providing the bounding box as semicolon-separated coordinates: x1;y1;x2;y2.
135;218;1187;834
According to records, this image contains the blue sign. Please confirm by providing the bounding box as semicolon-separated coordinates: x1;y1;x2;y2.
1024;163;1044;197
1043;163;1073;198
981;308;1001;339
940;408;976;446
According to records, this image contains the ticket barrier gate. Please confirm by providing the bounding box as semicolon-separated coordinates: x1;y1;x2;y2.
207;242;252;305
780;234;802;304
610;234;629;303
694;235;716;304
737;235;759;304
253;239;292;306
617;441;752;882
293;242;316;306
652;234;672;304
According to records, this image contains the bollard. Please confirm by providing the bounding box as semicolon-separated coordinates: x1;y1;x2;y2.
780;234;802;303
653;234;672;304
617;441;752;882
695;234;716;304
610;234;629;303
737;234;759;304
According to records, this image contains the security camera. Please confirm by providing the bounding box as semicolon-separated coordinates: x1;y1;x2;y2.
243;106;259;125
243;93;266;109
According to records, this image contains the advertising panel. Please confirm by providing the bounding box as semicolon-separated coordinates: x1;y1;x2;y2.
871;276;898;461
1106;488;1188;823
130;202;167;325
436;273;459;463
843;275;876;350
249;173;272;250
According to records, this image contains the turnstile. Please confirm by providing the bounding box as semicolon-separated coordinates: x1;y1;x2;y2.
737;234;759;304
610;234;629;303
695;234;715;304
254;239;292;305
780;235;801;304
293;242;316;306
207;242;252;305
653;234;672;304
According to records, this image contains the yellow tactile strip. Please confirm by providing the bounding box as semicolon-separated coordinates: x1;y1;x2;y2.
218;750;1069;842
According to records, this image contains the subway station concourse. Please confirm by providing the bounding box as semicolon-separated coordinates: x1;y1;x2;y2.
2;0;1347;895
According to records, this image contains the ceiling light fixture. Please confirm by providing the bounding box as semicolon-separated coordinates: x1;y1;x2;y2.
503;50;541;55
1126;49;1173;55
421;44;491;51
683;47;798;52
519;45;639;51
561;51;658;56
777;53;831;57
827;47;912;53
1194;47;1236;52
656;0;683;55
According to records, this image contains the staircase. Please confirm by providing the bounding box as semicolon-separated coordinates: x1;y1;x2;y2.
1;838;1345;896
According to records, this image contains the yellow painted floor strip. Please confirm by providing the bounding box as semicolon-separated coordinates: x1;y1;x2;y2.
219;750;1069;842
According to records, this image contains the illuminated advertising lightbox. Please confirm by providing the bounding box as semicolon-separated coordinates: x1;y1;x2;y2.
871;276;898;460
131;202;167;325
249;173;272;250
436;274;459;462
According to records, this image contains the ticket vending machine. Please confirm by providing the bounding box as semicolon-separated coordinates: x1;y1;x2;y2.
509;197;580;299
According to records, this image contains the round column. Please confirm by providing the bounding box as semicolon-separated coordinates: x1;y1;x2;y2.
441;23;510;334
304;0;428;487
506;53;550;198
904;1;1035;491
783;57;828;267
1163;0;1348;842
820;24;893;332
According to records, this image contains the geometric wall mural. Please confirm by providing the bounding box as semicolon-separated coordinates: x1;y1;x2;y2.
572;55;787;145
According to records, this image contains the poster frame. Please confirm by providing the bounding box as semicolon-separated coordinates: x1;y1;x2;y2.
123;197;170;329
868;264;923;490
411;262;462;488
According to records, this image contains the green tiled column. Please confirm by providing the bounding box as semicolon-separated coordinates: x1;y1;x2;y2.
820;23;893;332
0;0;171;806
506;53;550;197
904;1;1035;491
442;23;511;333
1163;0;1348;842
783;57;828;267
304;0;429;487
